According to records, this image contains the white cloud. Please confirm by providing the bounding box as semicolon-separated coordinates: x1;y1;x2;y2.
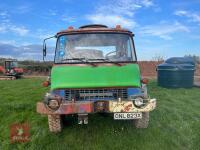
0;23;29;36
87;0;154;29
139;21;189;40
175;10;187;16
0;11;10;23
0;40;16;45
10;26;29;36
15;5;32;14
175;10;200;23
0;25;6;33
87;14;136;29
0;10;29;37
141;0;154;7
96;0;154;17
0;11;9;18
0;10;29;36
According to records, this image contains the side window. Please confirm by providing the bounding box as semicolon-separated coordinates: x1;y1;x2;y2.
127;38;136;61
5;62;9;69
127;39;132;58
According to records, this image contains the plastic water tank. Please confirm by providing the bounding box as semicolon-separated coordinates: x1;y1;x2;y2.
157;57;195;88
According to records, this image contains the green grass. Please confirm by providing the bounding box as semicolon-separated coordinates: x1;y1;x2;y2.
0;78;199;150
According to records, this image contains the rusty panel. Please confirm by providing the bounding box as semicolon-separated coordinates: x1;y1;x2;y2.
57;28;133;37
109;99;156;113
37;102;94;115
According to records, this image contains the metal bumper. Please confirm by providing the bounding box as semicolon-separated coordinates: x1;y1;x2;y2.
109;98;156;113
37;99;156;115
37;101;93;115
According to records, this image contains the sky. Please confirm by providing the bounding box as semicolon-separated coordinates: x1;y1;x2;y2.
0;0;200;61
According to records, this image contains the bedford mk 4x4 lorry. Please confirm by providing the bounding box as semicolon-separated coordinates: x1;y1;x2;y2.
37;24;156;132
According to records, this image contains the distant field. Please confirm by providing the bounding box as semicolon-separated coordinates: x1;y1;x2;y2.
0;78;199;150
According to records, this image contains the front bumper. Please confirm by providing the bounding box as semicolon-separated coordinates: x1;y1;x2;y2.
109;99;156;112
36;99;156;115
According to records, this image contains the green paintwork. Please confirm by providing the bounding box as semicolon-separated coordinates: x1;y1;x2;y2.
51;64;141;90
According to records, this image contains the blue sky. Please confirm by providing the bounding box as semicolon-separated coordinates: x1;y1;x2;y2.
0;0;200;60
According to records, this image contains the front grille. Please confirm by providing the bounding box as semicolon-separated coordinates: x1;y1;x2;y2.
64;88;128;101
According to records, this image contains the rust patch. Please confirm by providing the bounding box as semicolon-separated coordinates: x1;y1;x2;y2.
37;102;94;115
124;104;132;112
57;28;133;37
109;99;156;113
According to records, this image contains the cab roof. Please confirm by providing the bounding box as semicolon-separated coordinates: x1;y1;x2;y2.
56;24;134;37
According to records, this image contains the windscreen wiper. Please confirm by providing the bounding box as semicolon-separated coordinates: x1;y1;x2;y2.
62;58;97;67
88;58;122;66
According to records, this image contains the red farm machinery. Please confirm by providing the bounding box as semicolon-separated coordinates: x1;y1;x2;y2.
0;60;24;80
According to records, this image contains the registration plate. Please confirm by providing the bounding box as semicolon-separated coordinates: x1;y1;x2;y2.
114;113;142;120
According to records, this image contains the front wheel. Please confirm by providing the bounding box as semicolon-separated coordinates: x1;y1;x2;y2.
48;115;62;132
134;112;149;128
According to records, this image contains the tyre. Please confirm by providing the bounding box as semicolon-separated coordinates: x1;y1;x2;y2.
48;115;62;132
134;112;149;128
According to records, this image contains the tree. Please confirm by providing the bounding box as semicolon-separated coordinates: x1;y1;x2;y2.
184;54;200;64
151;54;164;62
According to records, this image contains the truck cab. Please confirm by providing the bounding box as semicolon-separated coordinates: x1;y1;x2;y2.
37;24;156;132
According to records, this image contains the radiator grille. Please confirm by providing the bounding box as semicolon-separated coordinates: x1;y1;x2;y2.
64;88;128;101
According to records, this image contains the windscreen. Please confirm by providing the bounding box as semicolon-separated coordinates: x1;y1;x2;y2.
55;33;136;63
5;61;18;69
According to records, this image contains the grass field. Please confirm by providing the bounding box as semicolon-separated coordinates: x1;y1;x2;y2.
0;78;199;150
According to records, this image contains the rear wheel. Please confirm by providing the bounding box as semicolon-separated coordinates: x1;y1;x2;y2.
48;115;62;132
134;112;149;128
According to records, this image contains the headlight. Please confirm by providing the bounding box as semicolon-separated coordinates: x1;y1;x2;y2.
48;99;60;110
134;97;144;107
44;93;62;111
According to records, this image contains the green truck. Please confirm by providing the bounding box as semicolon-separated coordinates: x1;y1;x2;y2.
37;24;156;132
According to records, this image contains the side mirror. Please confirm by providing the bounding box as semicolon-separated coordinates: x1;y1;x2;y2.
42;35;56;61
43;42;47;59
